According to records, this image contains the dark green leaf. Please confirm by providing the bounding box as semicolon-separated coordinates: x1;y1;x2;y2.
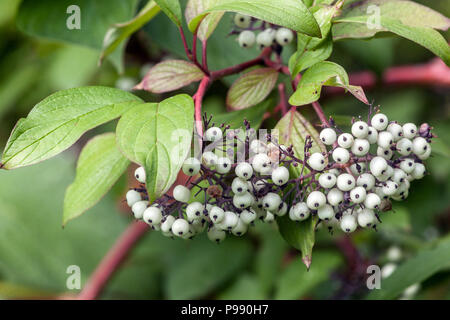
211;99;272;129
115;94;194;202
63;133;130;226
226;68;278;110
1;86;143;169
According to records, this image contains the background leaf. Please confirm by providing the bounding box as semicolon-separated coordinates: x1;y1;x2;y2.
63;133;130;226
16;0;139;72
289;61;368;106
115;94;194;202
1;86;142;170
226;68;278;110
100;1;161;62
135;60;204;93
185;0;224;41
188;0;321;38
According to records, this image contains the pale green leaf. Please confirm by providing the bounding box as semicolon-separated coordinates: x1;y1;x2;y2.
188;0;321;38
100;1;161;62
1;86;143;170
155;0;183;26
135;60;204;93
226;68;278;110
185;0;224;41
63;133;130;226
289;61;368;106
115;94;194;202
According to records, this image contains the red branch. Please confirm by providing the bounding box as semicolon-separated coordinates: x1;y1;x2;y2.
194;76;211;137
77;221;149;300
311;101;329;127
277;83;289;116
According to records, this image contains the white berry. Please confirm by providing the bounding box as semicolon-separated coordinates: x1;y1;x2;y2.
370;156;388;176
233;192;254;209
202;151;218;168
340;214;357;233
131;200;148;219
238;30;256;48
134;166;146;183
161;215;175;233
351;138;370;156
338;133;354;148
306;191;326;209
357;173;375;190
357;209;376;227
332;147;350;164
327;188;344;206
172;218;189;237
126;189;142;207
412;137;429;156
173;185;191;203
235;162;253;180
364;193;381;209
252;153;271;173
402;123;417;139
367;127;378;144
371;113;388;131
289;202;310;221
352;121;369;138
210;206;225;223
240;209;257;224
320;128;337;145
377;131;394;149
232;177;249;195
207;227;226;243
182;157;201;176
234;13;251;28
143;206;163;225
216;157;232;174
308;153;327;171
319;172;336;189
318;204;334;221
272;166;289;186
275;28;294;46
336;173;356;192
350;186;367;203
205;127;222;142
387;122;403;141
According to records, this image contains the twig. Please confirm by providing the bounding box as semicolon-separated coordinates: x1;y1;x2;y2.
311;101;329;127
194;76;211;138
277;83;289;116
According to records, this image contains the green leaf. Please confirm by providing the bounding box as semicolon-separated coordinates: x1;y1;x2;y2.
16;0;139;72
218;274;265;299
289;3;340;77
335;15;450;65
277;215;318;269
1;86;143;170
63;133;130;226
333;0;450;40
289;61;368;106
154;0;183;26
210;99;272;129
188;0;321;38
135;60;204;93
185;0;224;41
226;68;278;110
274;108;326;177
275;250;342;299
273;109;326;267
367;236;450;300
100;1;161;63
115;94;194;202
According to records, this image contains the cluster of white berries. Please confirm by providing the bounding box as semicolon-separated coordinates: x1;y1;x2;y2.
124;111;433;243
233;13;294;49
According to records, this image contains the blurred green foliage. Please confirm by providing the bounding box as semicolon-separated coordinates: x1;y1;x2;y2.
0;0;448;300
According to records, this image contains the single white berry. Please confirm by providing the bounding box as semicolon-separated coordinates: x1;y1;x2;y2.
272;166;289;186
396;138;413;156
340;214;357;233
318;204;334;221
232;177;249;195
320;128;337;145
332;147;350;164
276;202;288;216
412;137;429;156
173;185;191;203
399;158;416;174
240;209;257;224
126;190;142;207
252;153;271;173
350;163;366;175
250;139;267;154
186;201;204;222
143;206;163;225
392;168;407;184
417;146;431;160
336;173;356;192
172;218;190;237
377;146;393;160
351;138;370;156
233;192;254;209
256;29;275;48
216;157;232;174
182;157;201;176
377;131;394;149
217;211;239;230
319;172;337;189
161;215;175;233
357;209;376;227
289;202;310;221
381;263;397;279
205;127;222;142
210;206;225;223
235;162;253;180
234;13;251;28
262;192;282;211
370;156;388;176
371;113;388;131
327;188;344;206
387;122;403;141
364;193;381;209
338;133;354;148
357;173;376;190
411;163;426;179
367;127;378;144
352;121;369;138
202;151;218;168
207;226;226;243
263;211;275;223
306;191;326;209
131;200;149;219
275;28;294;46
350;186;367;203
232;219;248;236
308;153;327;171
382;180;398;196
238;30;256;48
134;166;146;183
402;123;417;139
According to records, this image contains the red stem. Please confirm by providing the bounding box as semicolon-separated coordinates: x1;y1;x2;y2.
311;101;329;127
178;26;191;60
202;39;208;71
77;221;149;300
277;83;289;116
194;76;211;137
